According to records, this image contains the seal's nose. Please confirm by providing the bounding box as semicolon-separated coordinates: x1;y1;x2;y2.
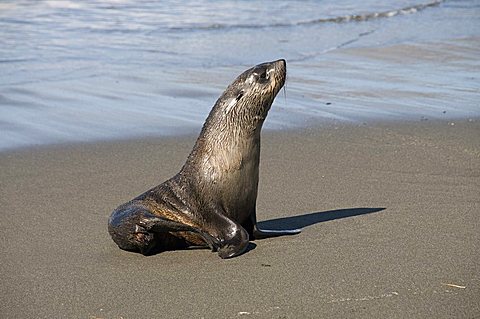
275;59;286;73
275;59;286;67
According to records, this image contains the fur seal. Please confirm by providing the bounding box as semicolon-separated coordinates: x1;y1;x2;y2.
108;59;301;258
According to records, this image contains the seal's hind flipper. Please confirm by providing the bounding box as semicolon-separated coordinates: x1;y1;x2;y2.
139;216;199;232
108;205;220;254
252;226;302;240
138;216;220;251
246;209;302;240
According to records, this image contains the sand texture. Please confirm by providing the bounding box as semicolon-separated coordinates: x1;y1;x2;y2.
1;120;479;318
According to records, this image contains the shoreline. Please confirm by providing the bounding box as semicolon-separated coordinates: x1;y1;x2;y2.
1;116;478;155
1;119;478;318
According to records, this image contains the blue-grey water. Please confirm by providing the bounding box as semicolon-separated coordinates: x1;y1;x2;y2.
0;0;479;151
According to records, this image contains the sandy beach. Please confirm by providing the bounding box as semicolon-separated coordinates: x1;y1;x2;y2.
1;119;478;318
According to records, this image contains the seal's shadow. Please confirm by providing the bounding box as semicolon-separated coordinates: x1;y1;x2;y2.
257;207;385;231
146;208;384;256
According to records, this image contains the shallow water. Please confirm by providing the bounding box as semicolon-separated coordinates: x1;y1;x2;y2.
0;0;479;150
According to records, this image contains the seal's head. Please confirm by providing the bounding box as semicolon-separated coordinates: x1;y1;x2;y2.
208;59;286;132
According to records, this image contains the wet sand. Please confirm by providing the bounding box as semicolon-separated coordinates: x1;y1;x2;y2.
1;119;479;318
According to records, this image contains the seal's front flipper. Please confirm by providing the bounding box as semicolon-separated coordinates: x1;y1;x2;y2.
216;223;250;259
252;226;302;240
200;208;250;259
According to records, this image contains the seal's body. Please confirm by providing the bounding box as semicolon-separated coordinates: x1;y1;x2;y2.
108;59;300;258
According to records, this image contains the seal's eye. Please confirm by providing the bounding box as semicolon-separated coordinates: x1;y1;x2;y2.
254;69;269;84
259;70;268;80
248;68;270;84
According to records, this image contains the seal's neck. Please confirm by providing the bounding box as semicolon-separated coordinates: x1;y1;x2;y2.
182;113;263;176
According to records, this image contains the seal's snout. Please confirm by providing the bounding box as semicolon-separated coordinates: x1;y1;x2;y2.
273;58;286;70
269;59;286;74
276;58;286;67
269;59;286;92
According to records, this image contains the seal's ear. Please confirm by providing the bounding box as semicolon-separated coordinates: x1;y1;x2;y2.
224;97;237;114
225;91;244;114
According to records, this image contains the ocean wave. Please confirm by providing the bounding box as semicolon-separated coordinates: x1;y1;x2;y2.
298;0;444;25
169;0;444;32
